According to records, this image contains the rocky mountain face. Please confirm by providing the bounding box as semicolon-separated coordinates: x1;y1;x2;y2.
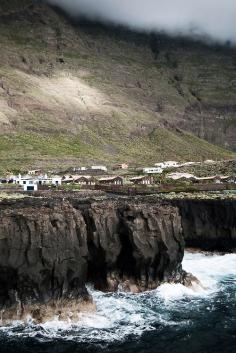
181;104;236;151
0;197;188;323
0;1;235;171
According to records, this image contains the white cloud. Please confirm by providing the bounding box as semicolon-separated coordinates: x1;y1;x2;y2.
47;0;236;43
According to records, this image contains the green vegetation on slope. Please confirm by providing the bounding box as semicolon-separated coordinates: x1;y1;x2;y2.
0;0;31;12
0;129;234;173
0;1;235;172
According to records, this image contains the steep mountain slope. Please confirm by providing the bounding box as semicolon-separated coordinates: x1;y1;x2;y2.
0;0;235;172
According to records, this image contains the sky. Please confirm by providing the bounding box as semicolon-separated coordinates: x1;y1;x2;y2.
47;0;236;43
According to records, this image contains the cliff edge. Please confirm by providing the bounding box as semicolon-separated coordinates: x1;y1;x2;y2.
0;197;188;323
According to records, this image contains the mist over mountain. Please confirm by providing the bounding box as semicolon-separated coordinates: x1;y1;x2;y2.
47;0;236;44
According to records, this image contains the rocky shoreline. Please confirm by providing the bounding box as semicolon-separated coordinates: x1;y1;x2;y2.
0;195;235;323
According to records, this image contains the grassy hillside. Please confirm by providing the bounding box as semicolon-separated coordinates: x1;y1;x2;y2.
0;1;235;172
0;0;31;12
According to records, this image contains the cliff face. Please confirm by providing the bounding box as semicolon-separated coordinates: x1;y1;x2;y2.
0;197;186;323
83;201;185;292
0;199;91;323
175;199;236;252
1;196;234;323
181;104;236;151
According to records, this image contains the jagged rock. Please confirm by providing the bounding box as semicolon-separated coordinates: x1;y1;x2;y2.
1;195;234;323
84;201;185;292
0;199;91;323
0;197;186;322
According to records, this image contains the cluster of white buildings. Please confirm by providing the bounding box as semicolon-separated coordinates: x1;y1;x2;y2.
143;161;182;174
72;165;129;172
1;159;232;193
1;173;62;192
142;160;210;175
166;172;236;184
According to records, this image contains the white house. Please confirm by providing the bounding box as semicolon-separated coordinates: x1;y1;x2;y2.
23;179;38;192
14;174;61;187
204;160;216;165
51;176;62;186
143;167;163;174
167;172;196;181
37;174;50;185
154;163;165;168
178;162;199;167
28;169;42;176
15;174;32;186
165;161;179;168
36;174;62;186
73;167;87;172
130;175;154;185
113;163;129;170
98;176;123;185
155;161;179;169
6;174;18;184
91;165;107;172
14;174;40;190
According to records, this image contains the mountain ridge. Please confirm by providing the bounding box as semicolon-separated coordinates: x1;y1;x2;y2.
0;0;235;172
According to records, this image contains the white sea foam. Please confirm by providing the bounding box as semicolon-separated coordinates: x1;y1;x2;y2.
183;252;236;288
156;252;236;302
0;251;235;342
156;282;205;301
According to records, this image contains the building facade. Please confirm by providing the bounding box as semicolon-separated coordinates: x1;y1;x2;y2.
98;176;123;185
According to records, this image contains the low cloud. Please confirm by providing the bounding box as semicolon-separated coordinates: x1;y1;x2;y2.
47;0;236;43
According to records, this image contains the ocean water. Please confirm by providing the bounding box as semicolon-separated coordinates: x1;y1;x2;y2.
0;251;235;353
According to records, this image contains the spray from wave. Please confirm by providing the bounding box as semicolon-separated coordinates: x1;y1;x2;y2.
0;251;235;344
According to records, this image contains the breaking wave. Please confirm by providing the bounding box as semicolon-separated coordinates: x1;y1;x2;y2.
0;251;235;352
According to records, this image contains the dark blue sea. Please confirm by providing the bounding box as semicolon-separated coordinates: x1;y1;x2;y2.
0;252;235;353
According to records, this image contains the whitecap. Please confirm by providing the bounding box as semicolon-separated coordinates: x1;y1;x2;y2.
0;251;235;343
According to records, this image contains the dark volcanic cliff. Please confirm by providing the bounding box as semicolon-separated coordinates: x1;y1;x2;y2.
1;195;235;323
0;197;187;323
175;199;236;252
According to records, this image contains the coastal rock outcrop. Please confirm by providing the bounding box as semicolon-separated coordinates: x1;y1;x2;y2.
175;199;236;252
0;197;186;323
0;199;92;323
2;195;234;323
84;201;186;292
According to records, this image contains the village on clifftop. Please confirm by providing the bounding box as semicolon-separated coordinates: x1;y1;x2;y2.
0;159;236;193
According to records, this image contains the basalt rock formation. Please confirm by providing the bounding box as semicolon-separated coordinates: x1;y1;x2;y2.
0;197;188;323
0;198;92;324
175;199;236;252
84;200;187;292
